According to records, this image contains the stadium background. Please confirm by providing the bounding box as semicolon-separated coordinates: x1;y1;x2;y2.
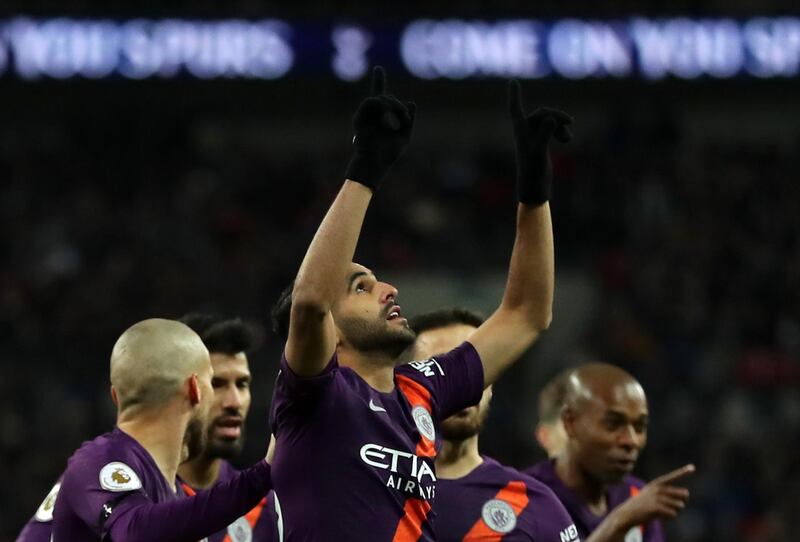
1;1;799;540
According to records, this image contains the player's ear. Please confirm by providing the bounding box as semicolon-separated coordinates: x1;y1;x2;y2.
110;386;119;407
332;322;346;349
535;423;549;451
561;406;578;438
187;373;201;406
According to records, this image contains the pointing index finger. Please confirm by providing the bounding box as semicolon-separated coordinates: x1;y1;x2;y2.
371;66;386;96
653;464;695;485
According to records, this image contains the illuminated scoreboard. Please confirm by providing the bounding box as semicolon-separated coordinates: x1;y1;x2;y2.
0;17;798;81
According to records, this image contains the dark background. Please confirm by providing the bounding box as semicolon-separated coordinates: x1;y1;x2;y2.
1;2;799;541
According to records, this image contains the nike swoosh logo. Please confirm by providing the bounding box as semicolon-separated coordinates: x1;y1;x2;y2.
369;399;387;413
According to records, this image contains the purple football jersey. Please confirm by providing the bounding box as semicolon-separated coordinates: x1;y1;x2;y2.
182;461;279;542
269;341;484;541
15;478;61;542
31;427;271;542
525;460;665;542
434;456;579;541
52;427;184;540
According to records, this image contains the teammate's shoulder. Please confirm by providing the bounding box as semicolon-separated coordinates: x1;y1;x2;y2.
477;455;517;478
476;457;547;494
487;459;555;494
521;470;562;501
67;430;122;464
63;429;146;490
522;459;556;482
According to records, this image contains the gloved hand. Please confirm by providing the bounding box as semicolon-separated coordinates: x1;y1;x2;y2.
345;66;416;191
508;79;573;205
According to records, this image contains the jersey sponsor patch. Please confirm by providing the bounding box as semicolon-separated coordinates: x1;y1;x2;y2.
227;516;253;542
481;498;517;534
412;406;436;442
624;526;643;542
99;462;142;492
34;481;61;522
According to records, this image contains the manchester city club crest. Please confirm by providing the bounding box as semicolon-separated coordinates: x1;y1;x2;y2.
227;516;253;542
412;406;436;441
481;499;517;534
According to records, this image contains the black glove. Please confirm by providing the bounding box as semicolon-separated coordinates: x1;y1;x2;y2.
508;79;573;205
345;66;416;191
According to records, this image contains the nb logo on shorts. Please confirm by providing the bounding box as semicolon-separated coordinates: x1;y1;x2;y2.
409;358;444;377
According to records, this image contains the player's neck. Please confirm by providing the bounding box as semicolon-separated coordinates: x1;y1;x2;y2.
339;346;396;392
435;435;483;479
177;455;223;490
554;453;608;514
117;406;186;491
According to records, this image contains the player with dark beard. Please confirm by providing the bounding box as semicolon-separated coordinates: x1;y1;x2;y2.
410;308;578;541
525;364;695;542
46;319;273;542
269;68;569;540
177;314;278;542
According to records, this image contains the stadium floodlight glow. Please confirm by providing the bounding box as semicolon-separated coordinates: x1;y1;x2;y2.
332;25;372;82
0;16;798;80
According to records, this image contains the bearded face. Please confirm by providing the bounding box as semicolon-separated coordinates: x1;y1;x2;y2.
331;263;416;360
337;313;416;359
200;352;252;461
183;415;208;462
204;410;247;459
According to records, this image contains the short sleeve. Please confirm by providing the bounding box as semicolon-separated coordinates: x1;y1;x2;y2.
58;458;149;537
396;341;485;420
269;351;339;434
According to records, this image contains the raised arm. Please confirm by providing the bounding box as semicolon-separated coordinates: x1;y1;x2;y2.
468;80;572;386
286;67;415;376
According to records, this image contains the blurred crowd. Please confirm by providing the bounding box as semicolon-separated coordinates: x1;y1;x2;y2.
0;99;798;542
